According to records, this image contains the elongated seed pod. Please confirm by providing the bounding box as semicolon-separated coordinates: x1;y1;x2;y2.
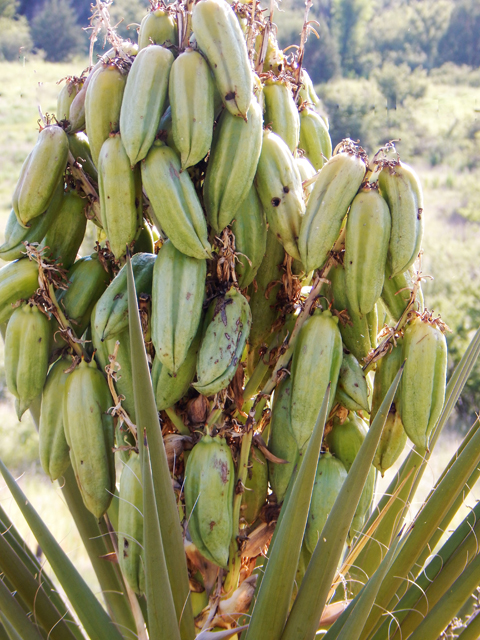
328;261;377;363
247;229;284;353
268;376;298;503
43;189;88;269
335;352;370;413
170;48;215;170
326;412;368;472
57;78;84;122
152;326;202;411
299;148;367;272
263;78;300;153
5;302;52;420
295;156;316;202
13;125;69;228
298;107;332;171
151;240;206;373
94;252;156;341
120;45;174;166
0;181;63;262
192;0;253;119
0;258;40;325
68;132;98;182
142;141;211;259
255;130;305;261
118;454;145;595
184;435;235;568
344;187;391;316
381;262;424;323
298;69;324;115
231;185;267;289
39;357;72;481
204;98;263;233
98;134;141;260
400;317;447;450
305;452;347;554
194;288;252;396
85;63;127;167
63;359;115;518
67;51;115;134
371;340;407;475
137;8;177;50
378;160;424;277
290;309;343;454
57;253;110;339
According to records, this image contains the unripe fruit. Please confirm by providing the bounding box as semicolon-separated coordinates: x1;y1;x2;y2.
63;359;115;519
184;435;235;568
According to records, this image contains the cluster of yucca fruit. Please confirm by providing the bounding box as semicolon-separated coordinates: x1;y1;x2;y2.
0;1;480;639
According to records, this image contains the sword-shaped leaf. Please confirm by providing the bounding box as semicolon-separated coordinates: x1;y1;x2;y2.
350;326;480;598
281;364;404;640
0;584;42;640
375;499;480;640
323;529;404;640
407;549;480;640
0;458;124;640
61;466;137;638
0;501;84;640
126;252;183;640
244;385;331;640
361;410;480;638
0;529;79;640
456;611;480;640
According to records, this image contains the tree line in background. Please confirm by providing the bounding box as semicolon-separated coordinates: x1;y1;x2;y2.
0;0;478;76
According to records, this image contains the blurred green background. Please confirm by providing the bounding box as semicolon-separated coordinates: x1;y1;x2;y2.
0;0;478;586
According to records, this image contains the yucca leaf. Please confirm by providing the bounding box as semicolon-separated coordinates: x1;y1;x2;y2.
0;612;31;640
407;548;480;640
371;500;480;640
0;502;84;640
456;611;480;640
26;396;136;638
126;252;183;640
0;575;44;640
244;385;331;640
240;449;299;633
281;364;403;640
331;470;413;600
0;459;124;640
411;419;480;572
0;619;14;640
0;527;79;640
361;410;480;638
350;326;480;597
61;466;137;639
324;530;403;640
391;502;480;639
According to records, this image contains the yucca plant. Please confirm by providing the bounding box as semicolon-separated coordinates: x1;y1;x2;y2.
0;1;480;639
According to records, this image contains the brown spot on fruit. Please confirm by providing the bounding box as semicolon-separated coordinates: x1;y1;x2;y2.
210;520;216;531
225;91;236;101
283;186;290;194
271;197;281;207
